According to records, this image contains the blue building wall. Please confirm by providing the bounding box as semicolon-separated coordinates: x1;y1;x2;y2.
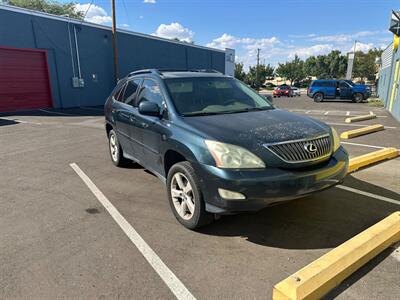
0;5;226;108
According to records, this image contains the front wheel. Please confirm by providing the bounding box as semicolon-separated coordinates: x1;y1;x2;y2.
353;93;364;103
167;161;214;229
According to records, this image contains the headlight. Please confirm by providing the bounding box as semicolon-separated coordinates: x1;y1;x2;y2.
205;140;265;169
331;127;341;152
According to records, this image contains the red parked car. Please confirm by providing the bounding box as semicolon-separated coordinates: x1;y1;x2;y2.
273;85;293;97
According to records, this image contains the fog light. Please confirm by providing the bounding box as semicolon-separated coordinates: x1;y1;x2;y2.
218;188;246;200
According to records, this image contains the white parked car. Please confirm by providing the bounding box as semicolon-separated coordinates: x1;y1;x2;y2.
291;87;301;96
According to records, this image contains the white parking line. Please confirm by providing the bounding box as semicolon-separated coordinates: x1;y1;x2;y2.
289;109;388;118
328;122;397;129
69;163;195;300
340;141;400;151
336;185;400;206
346;111;350;116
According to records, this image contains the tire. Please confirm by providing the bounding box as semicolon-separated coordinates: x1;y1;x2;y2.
353;93;364;103
167;161;214;229
313;92;324;102
108;129;130;167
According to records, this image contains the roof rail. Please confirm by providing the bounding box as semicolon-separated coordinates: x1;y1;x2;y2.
127;68;223;77
188;69;222;74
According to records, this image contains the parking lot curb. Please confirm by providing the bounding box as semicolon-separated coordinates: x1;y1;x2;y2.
340;124;384;139
272;212;400;300
345;114;377;123
347;147;399;173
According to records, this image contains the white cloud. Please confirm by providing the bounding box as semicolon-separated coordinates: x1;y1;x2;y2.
206;34;279;50
289;44;334;59
143;0;156;3
119;23;130;28
74;3;112;24
310;30;383;43
139;15;144;19
153;22;194;42
352;42;375;52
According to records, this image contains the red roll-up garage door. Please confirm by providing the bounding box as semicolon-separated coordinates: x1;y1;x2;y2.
0;47;53;112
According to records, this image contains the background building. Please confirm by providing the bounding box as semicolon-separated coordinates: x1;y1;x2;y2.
377;11;400;122
0;4;234;112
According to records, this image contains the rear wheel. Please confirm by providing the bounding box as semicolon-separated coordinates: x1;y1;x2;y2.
108;129;130;167
167;161;214;229
313;93;324;102
353;93;364;103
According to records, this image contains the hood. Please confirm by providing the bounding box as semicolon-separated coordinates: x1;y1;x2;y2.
183;109;330;150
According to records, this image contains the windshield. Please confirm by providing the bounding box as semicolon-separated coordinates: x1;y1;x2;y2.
344;80;355;86
165;77;273;116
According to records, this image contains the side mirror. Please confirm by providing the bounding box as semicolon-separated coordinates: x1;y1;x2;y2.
263;94;273;103
138;101;160;117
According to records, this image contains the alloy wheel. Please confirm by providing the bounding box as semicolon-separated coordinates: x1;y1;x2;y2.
109;133;118;162
170;172;195;220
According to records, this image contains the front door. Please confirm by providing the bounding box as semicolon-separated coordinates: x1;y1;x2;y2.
135;79;168;176
339;81;352;99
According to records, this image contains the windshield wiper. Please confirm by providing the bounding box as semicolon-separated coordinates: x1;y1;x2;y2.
182;111;224;117
226;106;273;114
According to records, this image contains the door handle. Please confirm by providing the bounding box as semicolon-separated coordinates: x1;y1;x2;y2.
141;122;149;128
129;115;136;122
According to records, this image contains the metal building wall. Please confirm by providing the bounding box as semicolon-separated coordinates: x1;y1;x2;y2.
386;46;400;121
0;5;226;109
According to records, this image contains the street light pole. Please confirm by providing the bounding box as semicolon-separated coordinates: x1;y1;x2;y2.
256;48;260;88
111;0;119;83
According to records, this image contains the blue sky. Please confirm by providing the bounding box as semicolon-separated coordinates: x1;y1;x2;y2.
70;0;399;69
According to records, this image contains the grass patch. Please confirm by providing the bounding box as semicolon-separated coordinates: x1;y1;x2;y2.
367;98;384;107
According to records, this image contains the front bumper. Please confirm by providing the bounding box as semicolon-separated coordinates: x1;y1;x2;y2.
193;147;348;213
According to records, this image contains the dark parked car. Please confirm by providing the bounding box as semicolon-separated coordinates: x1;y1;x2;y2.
273;85;294;97
307;79;371;103
104;69;348;229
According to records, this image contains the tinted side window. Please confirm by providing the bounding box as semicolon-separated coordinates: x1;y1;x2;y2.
113;83;126;102
137;79;164;107
122;79;141;105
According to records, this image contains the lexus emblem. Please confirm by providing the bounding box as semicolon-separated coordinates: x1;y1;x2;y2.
304;142;317;154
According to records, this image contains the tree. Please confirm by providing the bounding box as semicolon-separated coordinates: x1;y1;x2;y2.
353;48;383;82
303;50;347;79
275;55;305;85
234;63;246;81
245;63;274;88
3;0;84;19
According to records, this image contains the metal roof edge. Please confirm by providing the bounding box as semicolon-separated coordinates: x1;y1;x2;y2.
0;4;226;53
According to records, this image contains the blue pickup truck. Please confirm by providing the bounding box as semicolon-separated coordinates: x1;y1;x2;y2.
307;79;371;103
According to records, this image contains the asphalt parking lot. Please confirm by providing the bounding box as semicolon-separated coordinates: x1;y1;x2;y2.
1;95;399;299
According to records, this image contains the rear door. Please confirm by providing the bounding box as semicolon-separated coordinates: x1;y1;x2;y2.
324;81;336;98
113;79;142;158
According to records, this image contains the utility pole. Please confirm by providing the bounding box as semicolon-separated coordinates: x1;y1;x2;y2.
256;48;260;88
111;0;119;83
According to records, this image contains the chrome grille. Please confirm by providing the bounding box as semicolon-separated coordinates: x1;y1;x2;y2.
265;135;332;163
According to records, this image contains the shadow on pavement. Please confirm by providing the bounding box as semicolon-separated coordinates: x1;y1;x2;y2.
323;246;395;299
0;106;104;118
199;175;399;250
0;118;20;127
